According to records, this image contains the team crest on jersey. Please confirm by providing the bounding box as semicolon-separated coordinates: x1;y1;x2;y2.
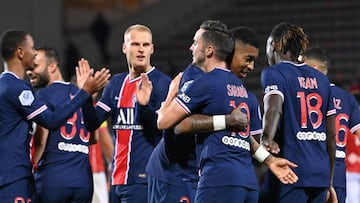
132;94;137;104
18;90;34;106
181;80;194;92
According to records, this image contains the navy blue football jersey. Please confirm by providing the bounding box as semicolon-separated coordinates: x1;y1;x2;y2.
34;82;93;188
261;61;336;187
0;72;89;187
331;84;360;188
175;67;259;190
94;67;171;185
146;64;203;187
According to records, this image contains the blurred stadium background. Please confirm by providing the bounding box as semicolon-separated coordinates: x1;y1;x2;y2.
0;0;359;101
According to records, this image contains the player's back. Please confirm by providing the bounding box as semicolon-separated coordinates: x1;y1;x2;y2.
331;84;360;188
261;61;335;187
146;64;202;187
176;68;258;190
34;82;92;188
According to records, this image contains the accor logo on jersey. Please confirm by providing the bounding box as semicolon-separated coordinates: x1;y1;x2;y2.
296;131;326;141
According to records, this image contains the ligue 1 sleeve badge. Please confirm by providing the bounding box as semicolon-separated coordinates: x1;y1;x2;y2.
19;90;35;106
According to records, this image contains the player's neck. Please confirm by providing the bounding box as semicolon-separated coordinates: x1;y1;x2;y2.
129;65;152;79
49;71;64;84
204;59;227;73
4;60;25;79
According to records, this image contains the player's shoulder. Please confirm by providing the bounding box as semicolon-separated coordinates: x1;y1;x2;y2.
108;72;128;86
150;67;171;83
261;64;280;76
247;91;258;100
0;72;28;86
0;73;33;95
332;84;356;99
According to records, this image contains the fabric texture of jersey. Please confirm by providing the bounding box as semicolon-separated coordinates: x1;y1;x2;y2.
34;81;93;189
261;61;336;188
146;64;203;187
95;67;171;185
175;67;259;190
0;72;89;187
331;84;360;188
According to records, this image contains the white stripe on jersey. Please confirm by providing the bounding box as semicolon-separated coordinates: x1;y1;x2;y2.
27;105;47;120
97;101;111;112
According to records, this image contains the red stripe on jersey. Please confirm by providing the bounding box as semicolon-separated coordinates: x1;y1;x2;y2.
116;75;140;108
112;76;139;185
112;129;132;184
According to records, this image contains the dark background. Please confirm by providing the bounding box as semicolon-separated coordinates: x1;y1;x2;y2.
1;0;359;101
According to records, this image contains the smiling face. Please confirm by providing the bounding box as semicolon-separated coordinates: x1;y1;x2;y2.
230;40;259;78
122;28;154;77
26;50;50;88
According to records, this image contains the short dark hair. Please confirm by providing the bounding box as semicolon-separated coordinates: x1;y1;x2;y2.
199;20;234;63
230;26;259;48
303;47;330;65
36;45;60;66
0;30;29;61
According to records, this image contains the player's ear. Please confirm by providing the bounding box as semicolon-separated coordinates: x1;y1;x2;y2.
16;47;24;59
272;40;279;53
48;62;57;73
122;43;126;54
206;45;214;58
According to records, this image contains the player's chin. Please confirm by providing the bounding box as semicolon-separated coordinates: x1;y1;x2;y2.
240;72;247;78
29;78;38;85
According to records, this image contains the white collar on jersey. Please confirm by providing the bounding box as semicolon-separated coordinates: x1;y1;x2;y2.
282;60;306;67
3;71;20;79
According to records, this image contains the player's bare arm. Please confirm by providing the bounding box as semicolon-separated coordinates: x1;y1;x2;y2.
89;130;99;145
33;124;49;165
157;72;185;130
326;186;338;203
326;114;336;187
261;94;283;154
250;135;298;184
174;105;248;134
